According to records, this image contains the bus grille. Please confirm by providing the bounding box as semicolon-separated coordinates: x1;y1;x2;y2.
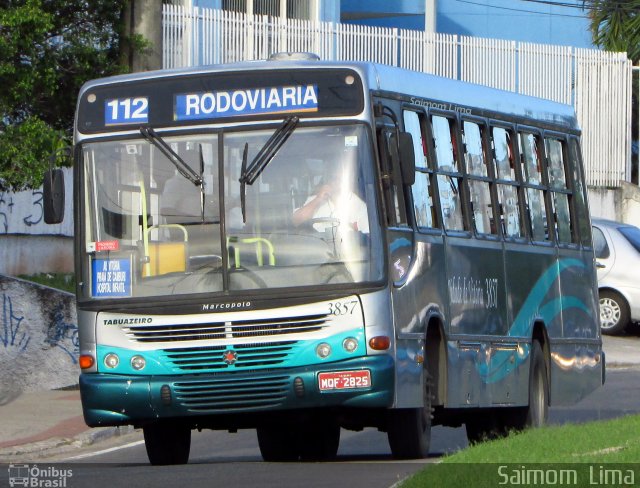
124;314;328;343
173;374;290;412
160;341;298;373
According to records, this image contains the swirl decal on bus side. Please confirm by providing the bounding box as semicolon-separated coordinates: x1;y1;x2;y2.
477;258;592;384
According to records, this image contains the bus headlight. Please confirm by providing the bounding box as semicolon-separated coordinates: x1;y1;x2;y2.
343;337;358;353
316;343;332;359
104;353;119;369
131;355;146;371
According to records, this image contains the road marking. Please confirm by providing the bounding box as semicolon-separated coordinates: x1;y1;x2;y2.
65;440;145;460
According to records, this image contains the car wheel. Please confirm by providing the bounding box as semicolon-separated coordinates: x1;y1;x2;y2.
599;290;631;335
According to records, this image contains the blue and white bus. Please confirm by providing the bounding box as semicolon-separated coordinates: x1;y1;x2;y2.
45;53;604;464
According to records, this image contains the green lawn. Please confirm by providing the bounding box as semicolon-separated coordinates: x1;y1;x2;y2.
17;273;76;293
401;415;640;487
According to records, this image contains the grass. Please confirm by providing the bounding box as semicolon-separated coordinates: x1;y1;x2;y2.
17;273;76;293
401;415;640;487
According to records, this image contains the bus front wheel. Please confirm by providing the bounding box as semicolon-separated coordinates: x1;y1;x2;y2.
143;422;191;465
387;372;433;459
257;422;340;462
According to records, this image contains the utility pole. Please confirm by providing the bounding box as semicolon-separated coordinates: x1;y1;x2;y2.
121;0;163;72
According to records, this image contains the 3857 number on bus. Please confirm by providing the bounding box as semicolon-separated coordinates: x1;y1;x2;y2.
318;370;371;391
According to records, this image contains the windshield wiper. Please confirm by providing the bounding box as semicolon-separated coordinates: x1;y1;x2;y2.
238;115;299;223
239;143;249;223
140;127;202;187
239;115;299;186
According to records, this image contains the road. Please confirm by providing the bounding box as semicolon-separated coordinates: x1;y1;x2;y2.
38;362;640;488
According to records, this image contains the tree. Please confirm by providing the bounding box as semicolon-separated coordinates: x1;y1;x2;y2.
584;1;640;183
0;0;132;191
583;0;640;63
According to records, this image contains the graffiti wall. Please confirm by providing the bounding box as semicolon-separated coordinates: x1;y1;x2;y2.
0;168;73;237
0;275;78;403
0;168;74;276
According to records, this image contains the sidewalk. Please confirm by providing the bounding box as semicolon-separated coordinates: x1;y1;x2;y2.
0;335;636;460
0;389;133;461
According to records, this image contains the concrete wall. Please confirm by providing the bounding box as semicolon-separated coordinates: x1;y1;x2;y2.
0;275;78;403
0;167;74;276
0;236;73;276
588;183;640;226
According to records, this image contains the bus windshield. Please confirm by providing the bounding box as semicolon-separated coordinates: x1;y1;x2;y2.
80;123;383;299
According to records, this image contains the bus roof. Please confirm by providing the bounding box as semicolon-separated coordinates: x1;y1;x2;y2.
79;57;578;130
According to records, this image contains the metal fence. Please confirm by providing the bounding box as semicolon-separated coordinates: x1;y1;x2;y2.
162;4;633;188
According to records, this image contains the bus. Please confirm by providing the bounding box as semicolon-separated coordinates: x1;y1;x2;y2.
44;52;605;465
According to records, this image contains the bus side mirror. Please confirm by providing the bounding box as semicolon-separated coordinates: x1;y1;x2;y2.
397;132;416;186
43;169;65;224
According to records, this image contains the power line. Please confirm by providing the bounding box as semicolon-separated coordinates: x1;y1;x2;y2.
454;0;640;16
453;0;588;17
521;0;640;11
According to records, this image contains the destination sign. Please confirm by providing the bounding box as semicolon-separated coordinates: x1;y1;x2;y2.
174;85;318;121
77;68;364;133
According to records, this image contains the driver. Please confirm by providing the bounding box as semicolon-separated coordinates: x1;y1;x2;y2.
292;172;368;234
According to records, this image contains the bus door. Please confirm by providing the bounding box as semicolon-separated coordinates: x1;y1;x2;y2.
401;108;448;408
376;105;422;408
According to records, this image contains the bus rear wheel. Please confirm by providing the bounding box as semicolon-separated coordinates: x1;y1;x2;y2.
507;340;549;431
465;414;509;444
143;422;191;465
387;373;433;459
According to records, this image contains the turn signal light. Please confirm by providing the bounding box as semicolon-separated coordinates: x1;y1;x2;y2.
369;336;390;350
79;355;95;369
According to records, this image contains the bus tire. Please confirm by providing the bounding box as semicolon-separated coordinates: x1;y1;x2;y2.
465;413;508;444
508;340;549;431
525;340;549;428
257;423;340;462
143;422;191;465
257;427;299;462
298;423;340;461
387;374;433;459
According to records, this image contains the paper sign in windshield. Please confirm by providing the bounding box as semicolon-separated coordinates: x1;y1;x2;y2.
92;258;131;298
174;84;318;121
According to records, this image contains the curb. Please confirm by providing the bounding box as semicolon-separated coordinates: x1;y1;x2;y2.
0;425;136;461
606;362;640;370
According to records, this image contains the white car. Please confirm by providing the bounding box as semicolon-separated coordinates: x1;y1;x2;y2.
592;218;640;335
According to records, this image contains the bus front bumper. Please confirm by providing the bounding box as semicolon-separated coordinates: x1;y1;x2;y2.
80;355;394;427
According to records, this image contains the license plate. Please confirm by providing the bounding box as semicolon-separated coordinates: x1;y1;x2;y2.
318;370;371;391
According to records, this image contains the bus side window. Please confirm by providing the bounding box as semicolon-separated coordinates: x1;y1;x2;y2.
432;114;465;231
519;131;548;242
378;128;409;227
403;110;437;229
569;138;592;247
463;120;496;235
545;137;573;244
491;126;523;238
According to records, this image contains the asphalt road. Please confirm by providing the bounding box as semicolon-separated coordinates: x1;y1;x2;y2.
40;362;640;488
